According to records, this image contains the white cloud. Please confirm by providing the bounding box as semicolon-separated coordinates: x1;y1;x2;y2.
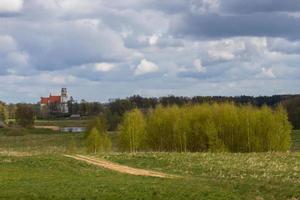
203;38;245;61
0;35;18;53
149;34;160;46
94;63;115;72
134;59;159;76
257;67;276;78
0;0;23;13
39;73;76;85
194;59;206;73
57;0;100;14
208;49;235;61
0;35;31;75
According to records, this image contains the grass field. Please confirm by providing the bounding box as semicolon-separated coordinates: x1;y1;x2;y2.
0;153;299;200
0;129;299;199
35;119;89;127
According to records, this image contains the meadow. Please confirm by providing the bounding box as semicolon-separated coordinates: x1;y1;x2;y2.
0;128;299;199
35;119;90;127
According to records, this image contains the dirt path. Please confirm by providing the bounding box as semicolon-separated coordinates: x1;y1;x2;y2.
65;154;178;178
34;125;60;131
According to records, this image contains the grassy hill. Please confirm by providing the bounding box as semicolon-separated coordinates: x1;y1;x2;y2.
0;129;299;199
0;153;299;200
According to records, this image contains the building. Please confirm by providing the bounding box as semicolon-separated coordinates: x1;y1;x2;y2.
40;88;69;115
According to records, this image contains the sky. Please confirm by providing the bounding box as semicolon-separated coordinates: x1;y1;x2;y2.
0;0;300;103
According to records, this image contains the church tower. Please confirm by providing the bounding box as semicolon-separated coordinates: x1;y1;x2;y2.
60;88;69;113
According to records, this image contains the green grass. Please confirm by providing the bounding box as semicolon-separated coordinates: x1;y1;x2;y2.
0;154;299;200
35;119;89;127
0;154;300;200
0;129;299;199
103;152;300;184
0;129;85;154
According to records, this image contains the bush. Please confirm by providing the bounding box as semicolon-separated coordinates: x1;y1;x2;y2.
85;116;111;153
0;103;8;123
15;104;35;128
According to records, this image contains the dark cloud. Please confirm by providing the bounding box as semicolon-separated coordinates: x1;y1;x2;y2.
221;0;300;14
0;0;299;102
172;13;300;40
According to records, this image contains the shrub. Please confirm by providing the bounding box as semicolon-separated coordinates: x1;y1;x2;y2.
15;104;35;128
85;116;111;153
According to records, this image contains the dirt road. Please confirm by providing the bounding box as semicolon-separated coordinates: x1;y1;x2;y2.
65;154;178;178
34;126;60;131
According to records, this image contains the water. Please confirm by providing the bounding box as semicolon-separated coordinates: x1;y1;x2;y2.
61;127;86;133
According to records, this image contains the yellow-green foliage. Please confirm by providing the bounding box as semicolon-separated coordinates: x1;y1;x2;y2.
118;108;146;153
119;103;292;152
0;103;8;123
85;117;111;153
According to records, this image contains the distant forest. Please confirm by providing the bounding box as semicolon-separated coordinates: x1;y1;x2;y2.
2;94;300;130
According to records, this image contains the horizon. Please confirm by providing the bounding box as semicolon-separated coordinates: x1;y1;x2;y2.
2;87;300;104
1;0;300;103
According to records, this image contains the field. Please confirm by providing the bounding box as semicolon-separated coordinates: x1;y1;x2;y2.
35;119;89;127
0;129;299;199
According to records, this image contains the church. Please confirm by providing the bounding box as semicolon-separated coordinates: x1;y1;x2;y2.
40;88;69;115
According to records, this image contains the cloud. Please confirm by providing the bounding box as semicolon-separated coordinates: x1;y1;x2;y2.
268;38;300;54
4;19;132;71
0;0;299;102
134;59;159;76
220;0;300;14
0;0;23;13
190;0;220;14
149;34;160;46
256;67;276;79
94;63;115;72
0;34;31;75
172;13;300;40
205;39;245;61
194;59;206;73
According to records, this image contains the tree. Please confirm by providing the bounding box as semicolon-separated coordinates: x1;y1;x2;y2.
86;128;102;153
15;104;35;128
282;97;300;129
119;109;146;153
85;116;111;153
119;103;292;153
0;103;8;123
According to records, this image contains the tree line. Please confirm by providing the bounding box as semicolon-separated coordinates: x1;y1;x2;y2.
0;100;294;153
118;103;292;153
1;94;300;130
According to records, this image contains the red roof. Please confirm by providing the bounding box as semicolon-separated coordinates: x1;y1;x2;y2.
49;95;61;103
40;97;49;104
40;95;61;104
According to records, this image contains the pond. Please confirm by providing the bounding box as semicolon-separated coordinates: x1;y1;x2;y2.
61;127;86;133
